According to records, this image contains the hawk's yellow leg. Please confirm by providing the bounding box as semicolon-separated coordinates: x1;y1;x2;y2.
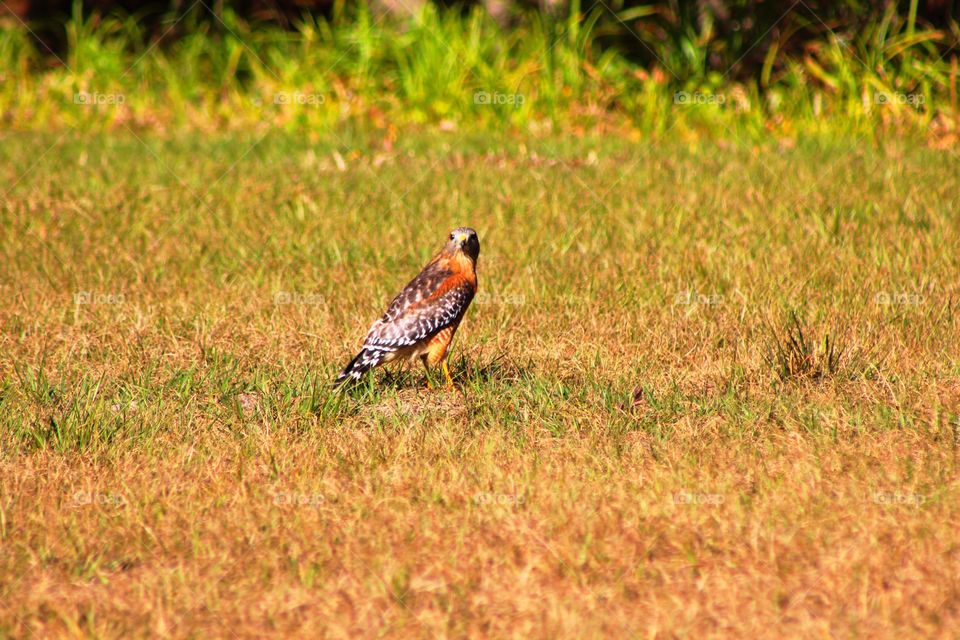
441;359;455;390
420;358;454;390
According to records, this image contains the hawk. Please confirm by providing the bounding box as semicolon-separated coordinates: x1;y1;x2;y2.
334;227;480;389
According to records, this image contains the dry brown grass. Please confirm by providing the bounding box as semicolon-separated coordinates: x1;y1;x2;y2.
1;133;959;638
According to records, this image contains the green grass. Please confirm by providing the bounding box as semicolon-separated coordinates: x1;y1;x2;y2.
1;131;959;636
0;1;955;139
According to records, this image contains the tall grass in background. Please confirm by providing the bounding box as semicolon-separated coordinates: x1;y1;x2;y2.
0;0;957;141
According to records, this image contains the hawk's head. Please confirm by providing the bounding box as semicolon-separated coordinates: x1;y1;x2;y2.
445;227;480;262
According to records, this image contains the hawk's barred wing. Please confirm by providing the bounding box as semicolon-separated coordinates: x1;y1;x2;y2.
363;275;475;351
380;266;450;324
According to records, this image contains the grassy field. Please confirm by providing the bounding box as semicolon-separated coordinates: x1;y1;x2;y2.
1;131;960;637
0;3;953;140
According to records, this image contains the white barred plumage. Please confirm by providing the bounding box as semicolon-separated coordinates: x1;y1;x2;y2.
334;227;480;389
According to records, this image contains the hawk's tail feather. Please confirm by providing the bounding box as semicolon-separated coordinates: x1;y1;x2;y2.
333;347;390;388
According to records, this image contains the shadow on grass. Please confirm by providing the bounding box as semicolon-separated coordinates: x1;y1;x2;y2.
456;354;536;386
333;354;535;398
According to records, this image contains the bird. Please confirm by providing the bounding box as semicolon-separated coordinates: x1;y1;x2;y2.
334;227;480;389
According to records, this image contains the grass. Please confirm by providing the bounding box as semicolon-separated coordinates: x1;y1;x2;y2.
1;130;959;637
0;2;957;140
